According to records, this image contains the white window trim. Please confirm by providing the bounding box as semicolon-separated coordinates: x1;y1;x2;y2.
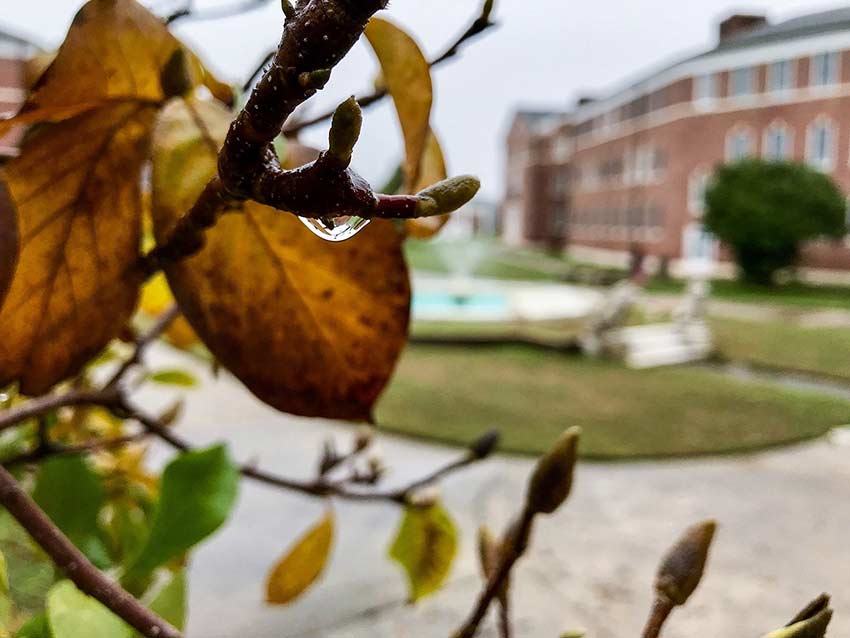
730;66;756;98
687;166;712;217
725;124;756;162
767;58;797;93
806;116;838;171
762;120;795;161
810;51;841;88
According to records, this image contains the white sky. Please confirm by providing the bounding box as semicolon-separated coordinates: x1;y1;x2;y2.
3;0;845;199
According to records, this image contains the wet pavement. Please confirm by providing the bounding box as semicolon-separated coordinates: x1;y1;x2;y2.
138;345;850;638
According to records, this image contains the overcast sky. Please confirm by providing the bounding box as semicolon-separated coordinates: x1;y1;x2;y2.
3;0;846;198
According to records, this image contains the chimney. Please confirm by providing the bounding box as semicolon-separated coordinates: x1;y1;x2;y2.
719;14;768;42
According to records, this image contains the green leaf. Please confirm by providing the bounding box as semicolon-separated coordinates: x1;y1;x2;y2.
147;369;198;387
15;613;51;638
265;510;334;605
388;503;458;602
148;570;187;630
32;455;109;568
46;581;132;638
128;445;239;577
0;551;10;630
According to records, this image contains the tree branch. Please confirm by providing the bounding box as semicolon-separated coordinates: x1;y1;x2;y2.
0;465;180;637
165;0;272;25
280;0;497;135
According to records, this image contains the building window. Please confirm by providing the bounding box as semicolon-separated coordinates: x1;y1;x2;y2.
768;59;795;92
694;73;717;101
811;52;839;87
730;67;754;96
806;117;837;171
682;223;717;262
726;127;755;162
763;122;793;161
688;168;712;217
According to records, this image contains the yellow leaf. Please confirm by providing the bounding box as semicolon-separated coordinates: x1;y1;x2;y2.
0;0;227;135
266;510;334;605
365;18;433;190
140;274;199;350
0;104;154;394
406;130;450;239
151;98;410;421
2;0;175;129
389;503;458;602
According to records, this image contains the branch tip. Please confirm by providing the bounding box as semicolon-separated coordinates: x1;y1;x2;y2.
415;175;481;217
327;96;363;166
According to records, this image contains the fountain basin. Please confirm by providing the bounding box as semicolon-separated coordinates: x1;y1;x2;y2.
412;275;603;323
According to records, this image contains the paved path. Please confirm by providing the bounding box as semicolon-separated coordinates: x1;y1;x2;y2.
139;346;850;638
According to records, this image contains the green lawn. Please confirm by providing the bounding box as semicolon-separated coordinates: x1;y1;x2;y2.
713;317;850;381
648;278;850;311
375;344;850;459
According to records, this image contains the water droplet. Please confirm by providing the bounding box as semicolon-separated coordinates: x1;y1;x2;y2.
299;215;370;242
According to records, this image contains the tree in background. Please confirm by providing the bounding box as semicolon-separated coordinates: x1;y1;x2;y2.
704;159;847;285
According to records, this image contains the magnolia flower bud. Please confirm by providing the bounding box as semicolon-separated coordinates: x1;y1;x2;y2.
327;96;362;167
469;430;500;460
763;595;833;638
353;425;374;452
415;176;481;218
526;427;581;515
654;520;716;606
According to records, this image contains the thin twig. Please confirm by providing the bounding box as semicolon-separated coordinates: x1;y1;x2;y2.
105;305;181;389
165;0;271;24
2;433;149;468
455;507;536;638
0;465;180;637
641;597;675;638
281;2;497;135
120;398;480;505
0;390;118;434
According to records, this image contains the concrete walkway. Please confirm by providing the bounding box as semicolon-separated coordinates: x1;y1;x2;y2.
138;346;850;638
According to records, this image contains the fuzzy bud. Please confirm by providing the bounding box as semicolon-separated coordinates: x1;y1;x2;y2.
469;430;500;460
327;96;362;167
525;427;581;515
160;49;193;99
764;595;833;638
654;520;716;607
353;425;374;452
414;175;481;218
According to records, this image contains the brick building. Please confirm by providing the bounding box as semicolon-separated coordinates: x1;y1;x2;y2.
503;8;850;279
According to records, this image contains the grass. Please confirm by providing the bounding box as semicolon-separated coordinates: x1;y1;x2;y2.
647;278;850;311
713;317;850;381
375;344;850;459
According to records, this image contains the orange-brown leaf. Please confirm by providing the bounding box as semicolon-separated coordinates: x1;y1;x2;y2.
152;99;410;421
0;180;19;308
0;0;225;136
265;510;334;605
0;104;154;394
365;18;433;190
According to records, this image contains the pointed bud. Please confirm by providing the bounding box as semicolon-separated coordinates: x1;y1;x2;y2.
526;427;581;515
160;48;193;99
765;610;833;638
478;525;510;603
298;68;332;90
157;400;184;428
281;0;295;19
353;425;374;452
469;430;500;459
654;520;716;606
415;175;481;218
327;96;362;167
481;0;495;22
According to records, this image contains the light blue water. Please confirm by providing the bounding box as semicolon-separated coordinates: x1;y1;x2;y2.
412;291;509;314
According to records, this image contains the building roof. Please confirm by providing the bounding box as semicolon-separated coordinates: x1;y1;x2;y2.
514;110;569;134
0;25;42;52
573;5;850;123
716;7;850;52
